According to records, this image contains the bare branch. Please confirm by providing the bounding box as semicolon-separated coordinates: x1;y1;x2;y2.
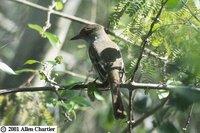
1;81;200;95
0;83;87;95
8;0;95;25
128;90;134;132
183;104;194;131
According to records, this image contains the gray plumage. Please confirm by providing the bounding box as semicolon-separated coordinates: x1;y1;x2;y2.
71;24;126;119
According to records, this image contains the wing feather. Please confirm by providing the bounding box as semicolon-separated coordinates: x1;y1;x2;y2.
88;46;108;82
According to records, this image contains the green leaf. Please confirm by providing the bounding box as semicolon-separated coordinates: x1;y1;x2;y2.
28;24;60;47
46;56;63;65
28;24;43;33
56;1;63;10
71;110;76;120
46;103;54;108
70;96;92;107
166;0;188;11
62;103;73;111
94;92;105;101
39;72;46;80
15;69;37;75
24;60;40;65
166;0;179;9
60;102;77;119
47;60;57;65
87;82;104;101
166;0;179;10
152;38;162;47
157;89;170;99
44;32;60;47
0;62;16;75
166;79;182;85
87;82;96;101
55;56;63;64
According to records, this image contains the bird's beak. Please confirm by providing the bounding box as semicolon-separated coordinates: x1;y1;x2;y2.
70;34;81;40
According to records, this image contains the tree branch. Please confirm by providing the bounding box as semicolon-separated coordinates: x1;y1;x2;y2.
8;0;95;25
183;104;194;131
1;81;200;95
128;90;134;132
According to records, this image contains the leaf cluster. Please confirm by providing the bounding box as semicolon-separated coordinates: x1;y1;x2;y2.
108;0;200;132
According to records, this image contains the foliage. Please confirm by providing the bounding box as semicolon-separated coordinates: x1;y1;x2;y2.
28;24;60;47
1;0;200;133
108;0;200;132
0;62;16;75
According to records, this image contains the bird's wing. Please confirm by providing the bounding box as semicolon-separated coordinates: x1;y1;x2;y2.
88;45;108;82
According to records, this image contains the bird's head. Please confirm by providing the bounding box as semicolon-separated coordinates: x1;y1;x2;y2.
70;24;104;43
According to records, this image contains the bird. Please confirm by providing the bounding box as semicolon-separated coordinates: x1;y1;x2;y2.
71;24;126;119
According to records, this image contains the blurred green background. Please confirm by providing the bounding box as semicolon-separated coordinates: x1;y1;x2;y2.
0;0;200;133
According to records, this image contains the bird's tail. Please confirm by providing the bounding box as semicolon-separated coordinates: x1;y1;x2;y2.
109;70;126;119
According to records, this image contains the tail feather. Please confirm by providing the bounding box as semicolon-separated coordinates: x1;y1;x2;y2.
110;83;126;119
109;70;126;119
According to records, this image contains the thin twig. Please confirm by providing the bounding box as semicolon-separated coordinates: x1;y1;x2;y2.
128;90;133;133
0;83;88;95
0;42;9;49
183;103;194;131
42;1;57;32
182;0;200;22
8;0;95;25
130;0;168;82
122;93;170;133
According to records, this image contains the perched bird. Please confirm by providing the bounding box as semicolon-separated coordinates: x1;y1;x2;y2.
71;24;126;119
